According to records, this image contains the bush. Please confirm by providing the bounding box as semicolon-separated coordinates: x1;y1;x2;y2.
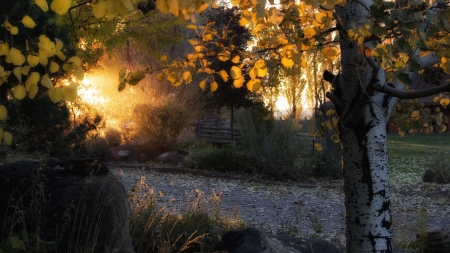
133;101;191;150
85;137;108;159
104;128;122;147
300;147;342;179
184;145;253;174
236;109;306;181
424;144;450;183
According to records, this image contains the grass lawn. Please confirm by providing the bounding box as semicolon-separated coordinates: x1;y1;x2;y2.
388;133;450;184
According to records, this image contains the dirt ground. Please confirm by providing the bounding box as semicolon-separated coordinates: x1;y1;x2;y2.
108;164;450;248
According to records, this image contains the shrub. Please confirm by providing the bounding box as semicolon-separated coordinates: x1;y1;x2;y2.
104;128;122;147
184;145;253;174
85;137;108;159
236;109;306;181
424;144;450;183
133;100;191;150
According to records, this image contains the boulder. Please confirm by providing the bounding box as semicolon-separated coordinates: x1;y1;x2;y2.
104;144;150;162
154;150;186;165
212;227;344;253
0;160;134;253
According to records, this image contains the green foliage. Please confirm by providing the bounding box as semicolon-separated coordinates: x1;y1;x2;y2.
236;108;306;181
300;147;342;179
424;143;450;183
133;100;191;149
128;177;246;253
184;145;253;173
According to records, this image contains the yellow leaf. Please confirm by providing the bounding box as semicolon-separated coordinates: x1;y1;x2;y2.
210;81;218;92
0;42;9;56
50;0;72;14
3;132;12;146
434;96;440;103
9;26;18;35
40;74;53;89
239;17;250;26
73;67;84;81
0;105;7;120
231;55;240;63
219;70;229;82
281;57;294;67
199;80;206;91
118;68;127;78
230;66;241;79
186;24;197;30
160;55;168;62
13;67;22;82
22;15;36;29
39;53;48;66
303;27;316;37
62;83;78;102
49;61;59;73
13;85;26;100
331;134;340;143
246;79;261;92
230;0;240;5
27;54;40;67
49;87;63;103
93;1;108;18
56;51;66;61
28;84;38;99
233;76;244;88
167;0;179;15
9;47;25;66
218;50;231;62
188;39;199;46
35;0;49;12
314;143;323;151
182;71;192;84
196;3;209;13
156;0;169;13
324;47;339;61
114;0;128;16
21;66;30;75
326;109;336;116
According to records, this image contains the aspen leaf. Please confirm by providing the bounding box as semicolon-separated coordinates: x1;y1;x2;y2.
13;67;22;82
93;2;108;18
303;27;316;37
62;83;78;101
21;66;30;75
281;57;294;67
22;15;36;28
28;84;39;99
49;87;63;103
131;71;145;80
196;3;209;13
9;47;25;66
231;55;240;63
218;70;229;82
230;66;241;79
118;82;126;92
167;0;179;15
27;54;40;67
160;55;168;61
39;53;48;66
331;134;340;143
182;71;192;84
49;61;59;73
50;0;72;14
56;51;66;61
239;17;250;26
434;96;440;103
144;66;153;74
156;0;169;13
233;76;244;88
114;0;128;16
35;0;49;12
73;67;84;80
246;79;261;92
28;72;40;86
188;39;200;46
314;143;323;151
326;109;336;116
230;0;239;5
186;24;197;30
13;85;26;100
9;26;19;35
3;132;12;146
41;74;53;89
199;80;206;91
0;105;7;120
324;47;339;60
119;68;127;78
210;81;218;92
0;43;9;56
218;50;231;61
440;98;450;109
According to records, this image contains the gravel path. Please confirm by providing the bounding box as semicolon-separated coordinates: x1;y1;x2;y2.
109;165;450;246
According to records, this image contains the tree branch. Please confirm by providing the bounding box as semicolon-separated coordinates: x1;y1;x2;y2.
370;80;450;99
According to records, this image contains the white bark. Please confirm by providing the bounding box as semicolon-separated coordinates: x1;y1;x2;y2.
333;0;399;252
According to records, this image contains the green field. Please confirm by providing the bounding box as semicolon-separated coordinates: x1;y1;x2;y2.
388;133;450;184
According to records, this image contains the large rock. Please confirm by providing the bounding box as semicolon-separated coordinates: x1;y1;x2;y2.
154;150;187;165
212;227;344;253
0;160;134;253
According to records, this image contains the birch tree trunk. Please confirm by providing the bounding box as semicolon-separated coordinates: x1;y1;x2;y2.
334;1;398;251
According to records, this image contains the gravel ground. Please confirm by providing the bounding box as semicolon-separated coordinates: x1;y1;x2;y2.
109;165;450;247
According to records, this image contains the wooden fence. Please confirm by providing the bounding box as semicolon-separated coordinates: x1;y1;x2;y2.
191;118;320;149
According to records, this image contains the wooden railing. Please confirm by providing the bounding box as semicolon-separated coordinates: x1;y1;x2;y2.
192;118;319;148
